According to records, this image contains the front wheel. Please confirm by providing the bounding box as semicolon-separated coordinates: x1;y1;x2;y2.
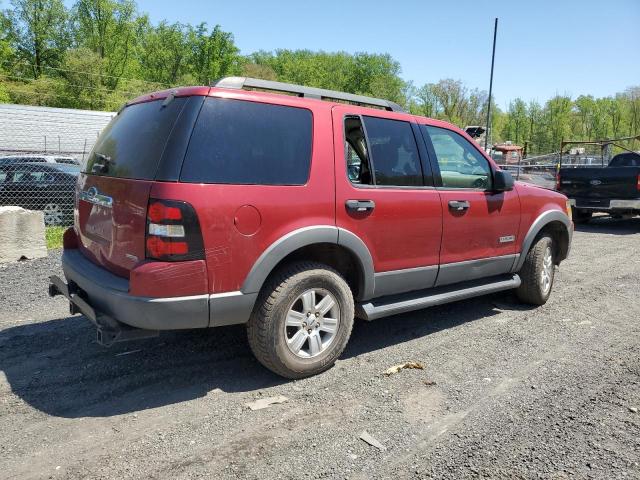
516;236;555;305
247;262;355;379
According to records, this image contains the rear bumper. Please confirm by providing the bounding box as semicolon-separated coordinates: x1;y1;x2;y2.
50;249;257;334
569;198;640;211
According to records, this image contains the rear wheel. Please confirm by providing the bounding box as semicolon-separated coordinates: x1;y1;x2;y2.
571;207;592;224
247;262;354;379
516;236;555;306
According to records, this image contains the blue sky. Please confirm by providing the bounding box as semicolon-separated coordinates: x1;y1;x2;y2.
139;0;638;108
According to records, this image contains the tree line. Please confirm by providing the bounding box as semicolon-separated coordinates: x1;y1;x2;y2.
0;0;638;155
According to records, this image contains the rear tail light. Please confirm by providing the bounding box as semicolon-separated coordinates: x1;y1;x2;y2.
145;199;204;261
637;173;640;192
555;172;561;190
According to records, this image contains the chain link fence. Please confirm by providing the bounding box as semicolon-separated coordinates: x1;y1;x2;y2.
500;152;560;190
0;103;114;226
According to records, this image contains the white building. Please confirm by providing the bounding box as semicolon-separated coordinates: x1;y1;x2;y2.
0;104;115;162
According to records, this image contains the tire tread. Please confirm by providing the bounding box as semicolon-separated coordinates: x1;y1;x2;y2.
247;261;354;379
516;235;554;305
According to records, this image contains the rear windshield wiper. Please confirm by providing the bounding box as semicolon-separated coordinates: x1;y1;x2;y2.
92;152;115;174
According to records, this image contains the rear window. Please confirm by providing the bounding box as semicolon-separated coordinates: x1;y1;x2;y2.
84;98;186;180
180;98;312;185
609;153;640;167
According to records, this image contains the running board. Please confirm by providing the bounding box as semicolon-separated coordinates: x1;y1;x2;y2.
357;273;521;321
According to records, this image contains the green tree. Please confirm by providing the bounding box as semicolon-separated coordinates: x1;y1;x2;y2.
57;47;107;109
624;86;640;137
248;49;405;103
526;100;543;154
502;98;528;145
574;95;596;140
188;23;241;84
413;83;439;117
4;0;70;77
0;9;13;64
347;52;404;103
74;0;138;88
544;95;573;152
137;19;190;85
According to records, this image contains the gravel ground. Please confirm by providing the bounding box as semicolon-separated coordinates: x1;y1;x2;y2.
1;216;639;480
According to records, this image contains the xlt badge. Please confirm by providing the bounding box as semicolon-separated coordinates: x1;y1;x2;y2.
499;235;515;243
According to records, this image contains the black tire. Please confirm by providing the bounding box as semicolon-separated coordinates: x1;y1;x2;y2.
571;207;592;224
247;261;355;379
516;236;555;306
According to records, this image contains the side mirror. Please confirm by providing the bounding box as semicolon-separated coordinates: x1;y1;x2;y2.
493;170;514;192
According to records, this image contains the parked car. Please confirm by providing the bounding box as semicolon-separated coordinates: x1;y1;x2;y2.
49;78;573;379
0;162;79;225
557;151;640;223
0;154;80;166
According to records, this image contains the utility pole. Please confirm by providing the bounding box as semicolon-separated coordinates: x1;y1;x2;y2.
485;17;498;151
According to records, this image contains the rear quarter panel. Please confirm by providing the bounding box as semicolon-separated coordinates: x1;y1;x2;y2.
150;91;336;294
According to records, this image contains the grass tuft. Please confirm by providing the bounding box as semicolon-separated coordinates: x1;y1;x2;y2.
45;226;66;250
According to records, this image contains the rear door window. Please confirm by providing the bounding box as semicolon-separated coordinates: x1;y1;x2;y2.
84;98;186;180
363;116;423;187
344;115;425;187
180;98;312;185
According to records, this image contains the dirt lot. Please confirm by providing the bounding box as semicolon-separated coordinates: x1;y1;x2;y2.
1;216;639;480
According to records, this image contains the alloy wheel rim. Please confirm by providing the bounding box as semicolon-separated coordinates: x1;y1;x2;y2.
43;203;62;226
540;246;553;294
284;288;340;358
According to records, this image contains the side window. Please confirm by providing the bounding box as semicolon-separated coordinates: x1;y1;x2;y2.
424;126;492;189
181;98;312;185
12;170;30;182
344;116;373;185
363;116;423;187
344;115;424;187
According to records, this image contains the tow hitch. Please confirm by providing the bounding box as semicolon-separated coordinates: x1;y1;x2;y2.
95;322;159;347
49;275;158;346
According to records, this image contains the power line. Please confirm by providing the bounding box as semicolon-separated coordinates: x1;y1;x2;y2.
0;73;149;97
1;60;173;88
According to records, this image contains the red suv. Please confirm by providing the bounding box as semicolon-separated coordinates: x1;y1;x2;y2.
49;77;573;378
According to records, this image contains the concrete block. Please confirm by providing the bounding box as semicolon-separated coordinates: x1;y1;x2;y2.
0;206;47;263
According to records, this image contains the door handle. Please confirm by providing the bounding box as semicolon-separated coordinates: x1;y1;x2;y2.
448;200;470;211
346;199;375;212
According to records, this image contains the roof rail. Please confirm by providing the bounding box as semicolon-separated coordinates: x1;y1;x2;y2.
211;77;405;112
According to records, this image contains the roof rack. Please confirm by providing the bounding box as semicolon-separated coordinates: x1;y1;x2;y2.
211;77;405;113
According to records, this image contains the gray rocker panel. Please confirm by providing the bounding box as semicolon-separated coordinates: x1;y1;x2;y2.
436;254;518;287
373;265;438;298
